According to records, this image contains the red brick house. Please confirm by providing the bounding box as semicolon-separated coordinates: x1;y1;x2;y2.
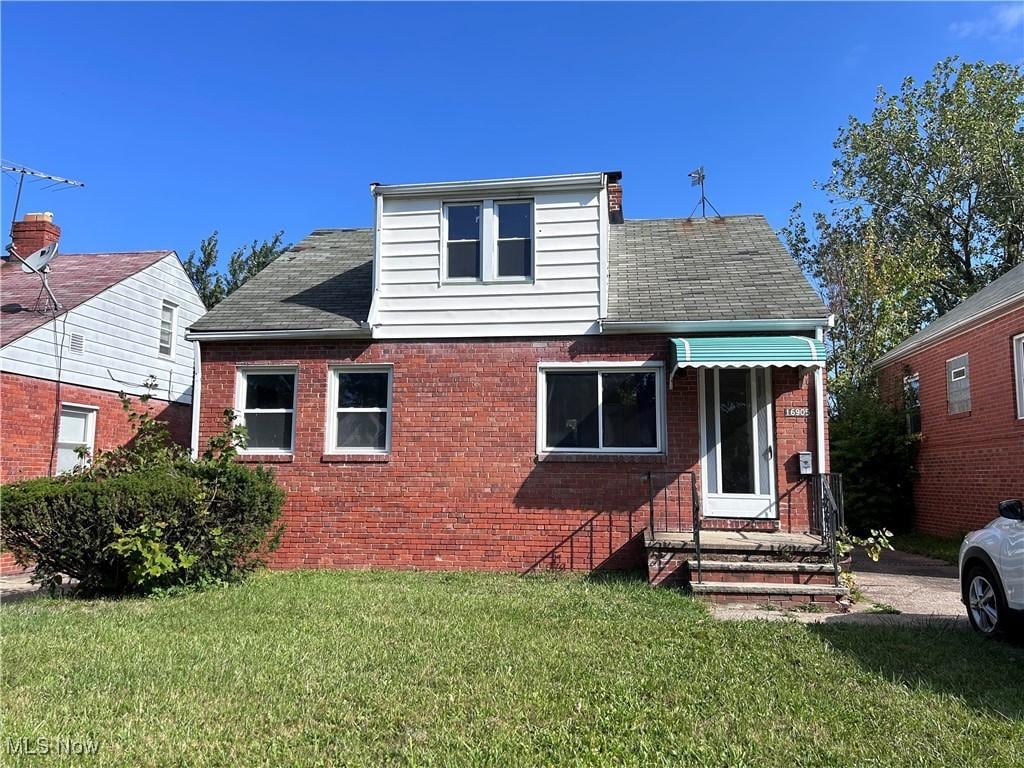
876;262;1024;537
188;172;845;605
1;212;205;483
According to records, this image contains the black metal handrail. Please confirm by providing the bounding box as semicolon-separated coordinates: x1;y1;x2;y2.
810;472;845;587
645;470;702;583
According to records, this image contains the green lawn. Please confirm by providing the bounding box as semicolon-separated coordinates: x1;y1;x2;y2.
3;571;1023;767
895;532;964;564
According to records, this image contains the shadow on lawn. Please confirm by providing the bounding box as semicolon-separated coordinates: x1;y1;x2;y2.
808;622;1024;719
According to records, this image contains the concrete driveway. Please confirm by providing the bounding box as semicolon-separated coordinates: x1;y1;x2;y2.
848;548;966;625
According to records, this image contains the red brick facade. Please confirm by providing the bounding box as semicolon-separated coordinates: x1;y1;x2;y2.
0;372;192;483
880;307;1024;536
198;335;826;573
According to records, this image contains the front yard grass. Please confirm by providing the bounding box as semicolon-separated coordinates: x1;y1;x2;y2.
895;531;964;564
2;570;1022;767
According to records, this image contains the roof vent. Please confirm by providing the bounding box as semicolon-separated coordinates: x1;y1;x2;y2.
68;333;84;354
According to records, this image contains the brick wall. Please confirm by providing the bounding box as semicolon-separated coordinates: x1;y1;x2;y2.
199;335;825;573
880;306;1024;536
0;373;192;483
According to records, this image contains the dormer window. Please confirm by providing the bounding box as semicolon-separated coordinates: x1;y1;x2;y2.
443;199;534;283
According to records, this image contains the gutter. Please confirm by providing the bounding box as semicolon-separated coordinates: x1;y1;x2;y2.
371;172;606;199
600;317;833;335
185;325;372;342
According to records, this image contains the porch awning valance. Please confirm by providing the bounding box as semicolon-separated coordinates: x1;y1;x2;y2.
669;335;826;375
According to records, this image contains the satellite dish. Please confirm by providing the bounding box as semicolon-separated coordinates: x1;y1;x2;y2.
20;242;59;274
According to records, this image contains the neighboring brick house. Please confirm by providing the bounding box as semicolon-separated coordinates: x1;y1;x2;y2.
1;212;205;484
876;263;1024;537
189;172;843;605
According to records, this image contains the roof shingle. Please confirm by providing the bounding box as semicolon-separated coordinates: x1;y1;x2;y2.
607;216;826;323
189;228;373;334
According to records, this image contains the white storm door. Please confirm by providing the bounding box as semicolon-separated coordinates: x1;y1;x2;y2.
700;368;777;519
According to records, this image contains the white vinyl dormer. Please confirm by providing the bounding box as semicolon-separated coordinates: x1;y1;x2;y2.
367;172;614;339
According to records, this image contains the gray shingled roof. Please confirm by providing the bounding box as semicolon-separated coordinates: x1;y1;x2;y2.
875;261;1024;367
190;228;373;333
191;215;826;334
607;216;826;323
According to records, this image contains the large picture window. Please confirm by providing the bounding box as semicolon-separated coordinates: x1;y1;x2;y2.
539;364;664;454
237;368;297;453
327;366;393;453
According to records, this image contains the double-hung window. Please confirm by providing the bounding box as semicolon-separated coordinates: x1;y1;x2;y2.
946;354;971;415
538;364;665;454
903;373;921;434
56;404;96;474
237;368;297;453
1014;333;1024;420
159;300;177;357
327;366;393;453
443;199;533;282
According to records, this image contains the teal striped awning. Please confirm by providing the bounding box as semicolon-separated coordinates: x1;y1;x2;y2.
669;335;826;374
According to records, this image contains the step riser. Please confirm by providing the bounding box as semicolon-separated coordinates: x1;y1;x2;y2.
647;555;837;589
701;593;846;610
697;570;835;585
647;549;830;564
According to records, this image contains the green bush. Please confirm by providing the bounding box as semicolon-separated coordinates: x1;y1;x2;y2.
830;387;918;533
0;390;284;596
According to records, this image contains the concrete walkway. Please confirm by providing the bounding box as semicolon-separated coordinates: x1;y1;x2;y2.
713;548;967;626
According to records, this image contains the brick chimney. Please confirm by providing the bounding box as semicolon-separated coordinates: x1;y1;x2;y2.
606;172;623;224
10;212;60;258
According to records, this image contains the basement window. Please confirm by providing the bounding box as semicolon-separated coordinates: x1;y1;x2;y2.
57;404;96;474
327;366;393;453
237;368;297;453
946;354;971;415
538;363;665;454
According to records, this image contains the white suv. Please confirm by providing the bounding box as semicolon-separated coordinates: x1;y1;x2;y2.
960;499;1024;638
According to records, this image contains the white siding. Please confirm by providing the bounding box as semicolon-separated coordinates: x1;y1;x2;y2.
373;188;604;338
0;254;206;404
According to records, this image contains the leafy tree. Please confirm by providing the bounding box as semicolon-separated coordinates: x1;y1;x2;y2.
183;230;287;309
782;205;939;393
824;57;1024;314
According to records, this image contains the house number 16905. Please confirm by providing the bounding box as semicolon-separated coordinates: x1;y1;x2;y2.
784;407;810;417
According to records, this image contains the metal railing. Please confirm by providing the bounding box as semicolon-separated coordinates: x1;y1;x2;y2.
810;472;845;586
645;470;702;583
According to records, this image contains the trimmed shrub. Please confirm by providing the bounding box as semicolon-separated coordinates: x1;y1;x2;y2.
0;391;284;596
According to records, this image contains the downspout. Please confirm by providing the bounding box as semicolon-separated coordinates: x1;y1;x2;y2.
190;339;202;458
814;327;826;473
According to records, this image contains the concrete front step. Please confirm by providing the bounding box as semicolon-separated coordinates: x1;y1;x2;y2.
691;581;849;610
696;560;836;586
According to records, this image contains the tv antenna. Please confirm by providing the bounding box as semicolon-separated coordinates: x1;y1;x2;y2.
2;161;84;258
687;166;721;218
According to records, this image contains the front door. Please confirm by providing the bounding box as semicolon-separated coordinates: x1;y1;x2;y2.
700;368;776;518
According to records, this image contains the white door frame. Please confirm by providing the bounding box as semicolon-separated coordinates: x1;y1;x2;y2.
698;368;777;519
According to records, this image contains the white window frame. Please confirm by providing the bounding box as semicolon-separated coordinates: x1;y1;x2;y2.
536;361;666;456
1014;332;1024;420
325;364;394;455
442;201;484;283
493;199;534;282
158;300;178;358
235;366;298;455
57;402;97;474
442;197;534;284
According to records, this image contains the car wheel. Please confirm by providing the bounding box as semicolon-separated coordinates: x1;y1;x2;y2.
965;565;1008;638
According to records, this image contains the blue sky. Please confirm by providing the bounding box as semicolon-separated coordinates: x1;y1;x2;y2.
2;2;1022;262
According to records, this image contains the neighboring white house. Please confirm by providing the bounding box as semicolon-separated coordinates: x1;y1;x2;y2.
1;212;205;481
